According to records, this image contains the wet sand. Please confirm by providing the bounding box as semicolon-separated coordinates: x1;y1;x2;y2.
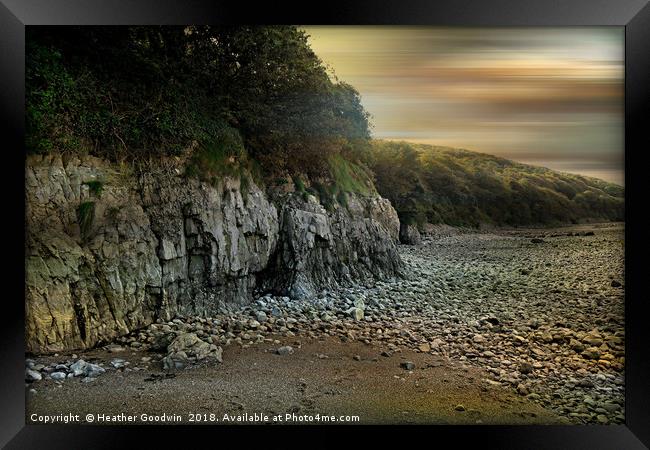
27;335;564;425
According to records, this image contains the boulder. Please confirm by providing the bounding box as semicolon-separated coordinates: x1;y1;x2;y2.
84;363;106;377
162;351;188;371
70;359;87;377
347;307;365;321
276;346;294;355
168;333;213;360
25;368;42;382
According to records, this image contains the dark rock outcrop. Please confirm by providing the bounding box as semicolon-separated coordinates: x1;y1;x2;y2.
263;192;401;299
25;155;402;353
399;223;422;245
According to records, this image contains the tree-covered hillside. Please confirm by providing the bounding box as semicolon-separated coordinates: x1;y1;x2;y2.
370;140;624;227
26;26;372;188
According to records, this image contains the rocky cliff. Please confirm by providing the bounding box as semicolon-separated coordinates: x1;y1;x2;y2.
25;155;402;353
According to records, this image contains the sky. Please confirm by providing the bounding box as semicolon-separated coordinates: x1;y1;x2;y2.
303;27;624;185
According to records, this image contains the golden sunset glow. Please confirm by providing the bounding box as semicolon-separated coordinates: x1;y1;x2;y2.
304;27;624;184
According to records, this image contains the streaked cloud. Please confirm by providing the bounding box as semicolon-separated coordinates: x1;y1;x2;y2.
304;27;624;185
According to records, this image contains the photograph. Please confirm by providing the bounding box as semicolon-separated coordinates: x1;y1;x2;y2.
21;24;629;427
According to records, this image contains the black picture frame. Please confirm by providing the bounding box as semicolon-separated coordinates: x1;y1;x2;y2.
1;1;648;448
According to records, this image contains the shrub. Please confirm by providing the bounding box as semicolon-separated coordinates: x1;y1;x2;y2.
82;180;103;197
77;201;95;238
327;154;374;196
26;26;373;186
292;175;306;193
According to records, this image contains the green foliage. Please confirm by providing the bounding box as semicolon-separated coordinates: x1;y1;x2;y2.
77;201;95;238
26;26;372;184
185;126;252;188
292;176;318;201
293;155;374;210
82;180;103;197
26;43;86;153
311;181;337;211
327;154;375;196
292;175;306;193
26;30;207;157
371;140;624;227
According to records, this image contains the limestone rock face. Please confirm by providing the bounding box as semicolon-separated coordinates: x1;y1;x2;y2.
25;154;402;353
26;155;165;353
262;192;403;300
138;162;279;314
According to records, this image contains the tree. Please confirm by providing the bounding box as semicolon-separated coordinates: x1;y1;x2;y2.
26;25;371;181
